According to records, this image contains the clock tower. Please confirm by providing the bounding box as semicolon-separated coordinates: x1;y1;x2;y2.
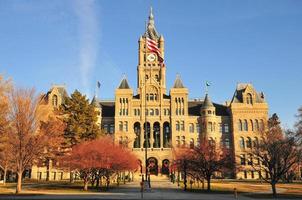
137;8;166;98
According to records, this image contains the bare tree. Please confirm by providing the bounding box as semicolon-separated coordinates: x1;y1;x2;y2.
6;88;62;193
0;75;11;185
251;114;302;198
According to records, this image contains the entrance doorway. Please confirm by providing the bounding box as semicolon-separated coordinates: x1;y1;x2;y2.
161;159;170;175
147;157;158;175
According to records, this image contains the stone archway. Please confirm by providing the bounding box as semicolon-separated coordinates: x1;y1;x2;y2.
161;159;170;175
147;157;158;175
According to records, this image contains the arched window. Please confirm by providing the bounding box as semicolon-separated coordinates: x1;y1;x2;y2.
255;119;259;131
150;94;154;101
260;119;264;131
176;136;180;147
133;122;141;148
244;120;248;131
208;122;213;132
250;119;254;131
189;123;194;133
52;95;58;107
190;139;194;149
124;121;128;132
176;121;180;131
238;120;243;131
150;109;154;116
181;121;185;131
181;136;186;146
246;137;252;148
155;109;159;116
253;137;259;148
246;93;253;104
119;122;123;131
240;137;245;149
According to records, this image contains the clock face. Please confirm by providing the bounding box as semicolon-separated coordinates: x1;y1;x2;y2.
147;53;156;62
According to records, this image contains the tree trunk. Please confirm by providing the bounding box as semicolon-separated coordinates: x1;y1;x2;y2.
16;171;22;194
70;171;74;183
207;176;211;191
271;182;277;198
3;166;7;185
83;179;88;191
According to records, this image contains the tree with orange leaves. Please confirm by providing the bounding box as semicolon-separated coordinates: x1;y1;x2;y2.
174;140;231;191
63;136;138;191
251;113;302;198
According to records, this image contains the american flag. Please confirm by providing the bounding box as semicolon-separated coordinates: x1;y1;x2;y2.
146;37;164;63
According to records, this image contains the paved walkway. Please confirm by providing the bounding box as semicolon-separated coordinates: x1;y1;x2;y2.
0;175;258;200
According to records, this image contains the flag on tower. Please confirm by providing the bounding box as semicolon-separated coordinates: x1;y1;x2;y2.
146;37;164;63
206;81;211;87
97;81;101;88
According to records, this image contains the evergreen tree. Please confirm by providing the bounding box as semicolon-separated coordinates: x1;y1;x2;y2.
61;90;101;147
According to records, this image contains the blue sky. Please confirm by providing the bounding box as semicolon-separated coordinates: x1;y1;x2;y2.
0;0;301;128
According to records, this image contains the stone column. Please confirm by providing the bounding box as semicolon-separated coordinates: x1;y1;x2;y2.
160;124;164;148
140;125;144;148
150;124;154;148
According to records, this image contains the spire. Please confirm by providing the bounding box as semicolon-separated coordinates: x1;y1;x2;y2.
118;76;130;89
91;96;100;108
145;7;159;40
203;94;214;108
173;74;185;88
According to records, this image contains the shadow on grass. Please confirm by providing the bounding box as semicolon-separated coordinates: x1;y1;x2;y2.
243;193;302;199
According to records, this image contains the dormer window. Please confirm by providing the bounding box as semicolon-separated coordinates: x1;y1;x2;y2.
246;93;253;104
52;95;58;107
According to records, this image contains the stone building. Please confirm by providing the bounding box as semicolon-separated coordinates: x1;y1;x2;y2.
33;9;268;180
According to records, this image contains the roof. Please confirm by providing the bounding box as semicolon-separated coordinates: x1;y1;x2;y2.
173;75;185;88
231;83;265;103
188;100;230;116
100;101;115;117
202;94;214;108
118;78;130;89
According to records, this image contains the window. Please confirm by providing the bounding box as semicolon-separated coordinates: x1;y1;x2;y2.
250;119;254;131
176;121;180;131
137;109;140;116
244;119;248;131
240;154;246;165
145;109;148;116
52;95;58;107
244;171;247;179
219;123;223;133
155;109;159;116
150;94;154;101
253;137;259;148
255;119;259;131
248;154;253;165
251;171;254;179
150;109;154;116
176;136;180;147
189;123;194;133
103;124;108;133
224;124;229;133
134;109;137;116
181;121;185;131
260;119;264;131
240;137;245;149
190;139;194;148
246;137;252;148
225;138;230;149
119;122;123;131
109;124;114;133
124;122;128;132
238;120;243;131
196;123;200;133
208;122;213;132
208;110;212;114
246;93;253;104
181;136;186;146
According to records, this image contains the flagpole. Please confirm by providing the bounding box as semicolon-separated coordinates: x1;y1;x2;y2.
144;20;149;185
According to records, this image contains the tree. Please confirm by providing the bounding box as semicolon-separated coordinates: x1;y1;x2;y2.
60;90;102;147
63;136;138;191
173;147;194;191
6;88;65;193
0;75;11;185
38;117;65;181
251;114;302;198
294;106;302;144
190;140;231;191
